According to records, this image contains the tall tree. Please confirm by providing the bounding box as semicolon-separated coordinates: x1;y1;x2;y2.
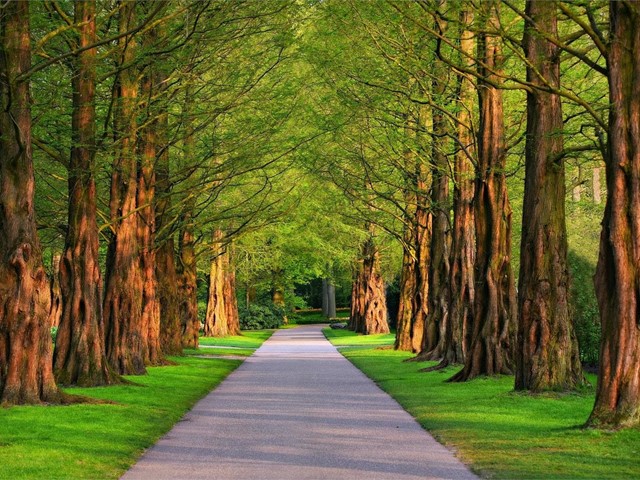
588;0;640;428
103;1;146;375
442;7;476;367
0;0;63;404
515;0;584;392
53;0;117;385
451;0;515;381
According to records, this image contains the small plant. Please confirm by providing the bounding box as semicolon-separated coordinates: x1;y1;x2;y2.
50;326;58;344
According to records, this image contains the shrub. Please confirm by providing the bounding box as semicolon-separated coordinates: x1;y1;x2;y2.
239;304;284;330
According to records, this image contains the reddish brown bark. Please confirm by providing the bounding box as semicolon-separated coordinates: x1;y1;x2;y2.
103;1;146;375
204;232;240;337
394;242;417;351
54;0;118;386
440;8;475;368
515;0;583;392
0;0;63;404
349;235;390;335
412;171;431;352
452;1;515;381
178;213;199;349
137;66;161;366
588;1;640;428
49;253;62;328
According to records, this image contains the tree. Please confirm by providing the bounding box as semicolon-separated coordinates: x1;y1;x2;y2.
451;0;515;381
349;229;390;335
103;1;146;375
0;0;63;404
588;0;640;428
515;0;584;392
53;0;117;386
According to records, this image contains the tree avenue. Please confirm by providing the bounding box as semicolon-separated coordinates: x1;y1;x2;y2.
0;0;638;432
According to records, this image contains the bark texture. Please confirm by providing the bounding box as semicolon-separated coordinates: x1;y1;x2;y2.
515;0;583;392
204;230;228;337
54;0;117;386
588;1;640;428
178;214;199;348
103;1;146;375
452;1;515;381
442;8;475;368
0;0;63;404
49;253;62;328
349;236;390;335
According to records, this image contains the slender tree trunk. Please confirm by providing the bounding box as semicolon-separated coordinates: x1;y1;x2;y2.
350;235;390;335
0;0;63;404
588;1;640;429
412;167;432;352
54;0;117;386
223;253;241;336
442;8;475;368
451;1;516;381
49;253;62;328
322;278;329;317
515;0;583;392
103;1;146;375
327;279;336;319
592;165;602;204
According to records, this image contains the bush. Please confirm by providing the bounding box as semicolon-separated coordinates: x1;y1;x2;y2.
239;304;284;330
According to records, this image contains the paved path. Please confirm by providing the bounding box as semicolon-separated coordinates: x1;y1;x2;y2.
122;326;477;480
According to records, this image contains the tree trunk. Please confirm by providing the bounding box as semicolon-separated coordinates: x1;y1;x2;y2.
451;1;516;381
412;168;432;352
588;1;640;429
137;37;161;365
327;279;336;319
103;1;146;375
178;213;199;348
223;257;241;336
350;235;390;335
0;0;63;404
204;230;228;337
592;165;602;204
49;253;62;328
416;2;451;363
515;0;583;392
442;7;476;367
394;244;417;351
322;278;329;317
54;0;117;386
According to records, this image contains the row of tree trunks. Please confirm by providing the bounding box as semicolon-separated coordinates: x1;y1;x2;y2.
349;233;390;335
0;0;64;404
452;1;515;381
49;254;62;328
53;0;117;386
588;0;640;428
515;0;583;392
204;230;240;337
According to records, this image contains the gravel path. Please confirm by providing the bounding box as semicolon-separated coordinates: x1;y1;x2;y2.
122;325;477;480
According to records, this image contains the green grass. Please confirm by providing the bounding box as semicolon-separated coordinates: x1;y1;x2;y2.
1;330;274;479
0;356;241;479
288;309;350;325
323;327;395;347
183;347;255;356
198;329;273;348
323;329;640;479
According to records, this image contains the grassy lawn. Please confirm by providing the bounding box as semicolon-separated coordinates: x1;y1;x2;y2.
1;330;273;480
198;329;273;348
323;328;640;479
288;309;350;325
323;327;395;347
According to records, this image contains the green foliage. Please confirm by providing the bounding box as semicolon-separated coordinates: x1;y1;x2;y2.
325;336;640;479
239;303;285;330
0;357;241;479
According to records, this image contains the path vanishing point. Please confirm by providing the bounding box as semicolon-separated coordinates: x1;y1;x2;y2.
122;325;478;480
